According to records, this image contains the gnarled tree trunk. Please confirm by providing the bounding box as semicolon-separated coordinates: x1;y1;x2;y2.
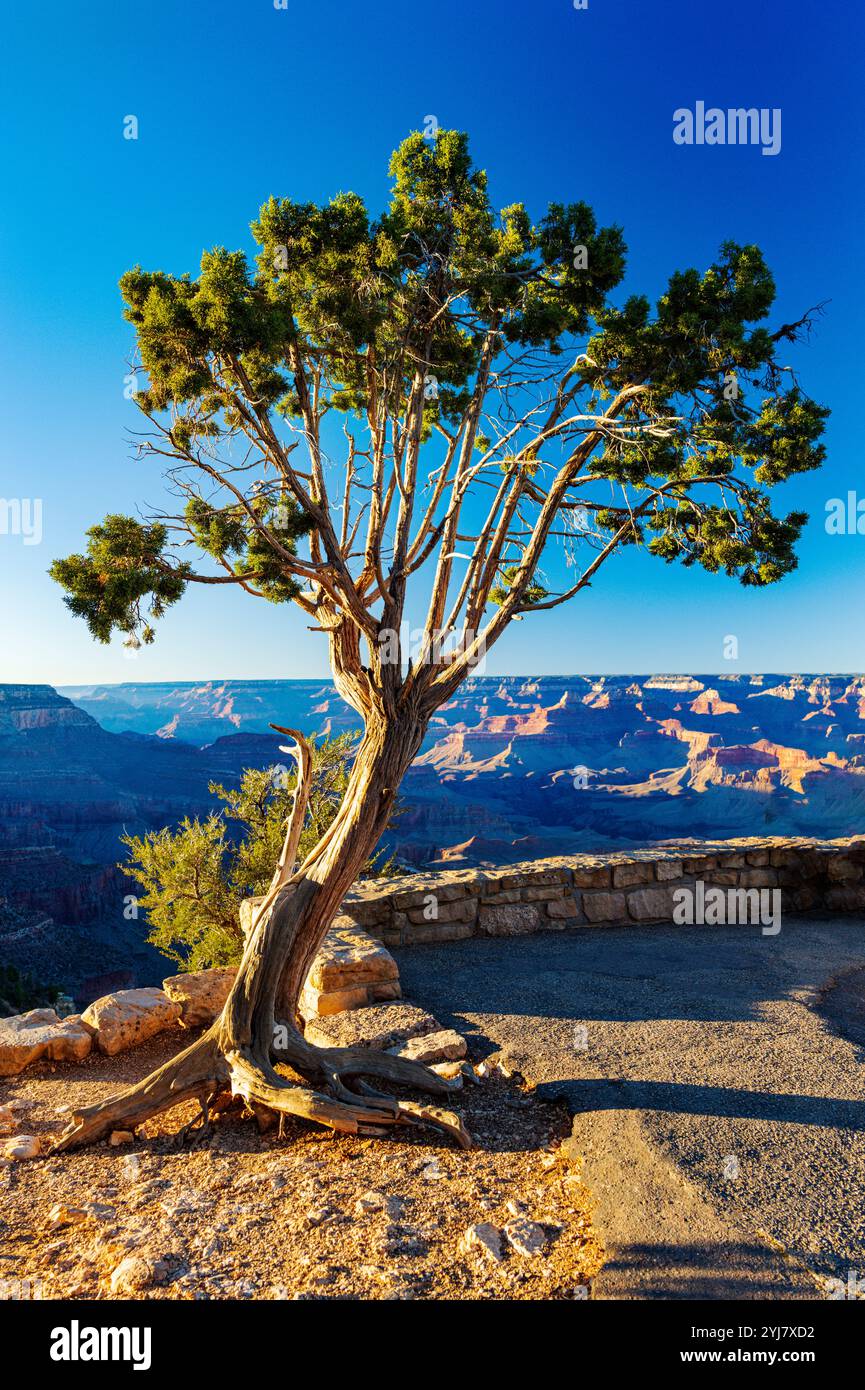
54;711;471;1153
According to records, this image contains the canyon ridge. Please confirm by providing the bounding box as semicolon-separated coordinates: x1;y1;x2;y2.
2;674;864;995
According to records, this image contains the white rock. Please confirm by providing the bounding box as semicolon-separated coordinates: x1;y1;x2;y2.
1;1134;40;1160
81;988;181;1056
162;968;236;1028
355;1191;384;1214
110;1255;166;1294
121;1154;142;1183
48;1201;114;1229
504;1218;559;1257
354;1191;401;1216
48;1203;89;1228
389;1029;467;1065
430;1060;464;1082
476;1058;509;1079
461;1222;504;1263
0;1009;92;1076
306;1205;337;1227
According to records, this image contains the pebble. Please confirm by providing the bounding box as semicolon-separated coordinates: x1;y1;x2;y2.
306;1205;337;1227
354;1191;401;1216
109;1255;168;1294
47;1202;114;1229
429;1061;464;1081
1;1135;40;1160
504;1218;561;1257
461;1222;504;1263
476;1059;510;1080
121;1154;142;1182
0;1107;19;1137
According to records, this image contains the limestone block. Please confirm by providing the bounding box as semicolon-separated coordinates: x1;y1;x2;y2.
581;891;627;922
162;967;236;1028
0;1009;92;1076
478;904;541;936
81;988;181;1056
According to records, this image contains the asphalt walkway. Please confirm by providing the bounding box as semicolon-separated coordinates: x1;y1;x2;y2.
396;918;865;1299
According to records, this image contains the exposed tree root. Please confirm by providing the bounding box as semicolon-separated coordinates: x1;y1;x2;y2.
227;1048;471;1148
52;1032;227;1153
50;1023;471;1154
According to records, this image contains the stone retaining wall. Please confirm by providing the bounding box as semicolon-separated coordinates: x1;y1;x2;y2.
342;836;865;947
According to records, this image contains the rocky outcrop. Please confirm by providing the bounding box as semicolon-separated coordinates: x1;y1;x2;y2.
303;1000;439;1050
81;988;182;1055
162;968;236;1028
303;996;468;1069
0;1008;93;1076
391;1029;466;1064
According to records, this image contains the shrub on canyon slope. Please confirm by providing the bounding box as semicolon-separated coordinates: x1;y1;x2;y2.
122;733;394;971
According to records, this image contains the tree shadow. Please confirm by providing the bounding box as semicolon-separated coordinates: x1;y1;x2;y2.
595;1241;821;1300
533;1076;865;1132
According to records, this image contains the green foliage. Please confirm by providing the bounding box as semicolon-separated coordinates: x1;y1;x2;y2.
569;239;829;585
646;495;808;586
490;563;549;609
184;494;311;605
49;516;188;647
122;735;394;971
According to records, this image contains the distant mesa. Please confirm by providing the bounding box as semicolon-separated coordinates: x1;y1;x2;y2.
0;672;862;989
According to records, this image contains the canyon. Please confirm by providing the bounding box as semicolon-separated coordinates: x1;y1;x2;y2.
1;674;864;994
62;672;865;863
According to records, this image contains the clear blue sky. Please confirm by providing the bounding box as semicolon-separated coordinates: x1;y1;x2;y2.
1;0;862;684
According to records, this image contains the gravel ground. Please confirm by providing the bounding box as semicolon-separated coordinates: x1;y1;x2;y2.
0;1029;602;1301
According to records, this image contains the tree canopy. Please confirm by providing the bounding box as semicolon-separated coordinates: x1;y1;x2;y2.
52;129;827;712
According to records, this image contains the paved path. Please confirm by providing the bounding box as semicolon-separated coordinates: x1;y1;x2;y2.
396;918;865;1299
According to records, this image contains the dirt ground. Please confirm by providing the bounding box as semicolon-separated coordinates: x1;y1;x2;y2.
0;1029;603;1301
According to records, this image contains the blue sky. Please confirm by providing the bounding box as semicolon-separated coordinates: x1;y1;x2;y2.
1;0;862;684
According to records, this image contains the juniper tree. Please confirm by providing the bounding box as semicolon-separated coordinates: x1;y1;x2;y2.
51;130;827;1150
